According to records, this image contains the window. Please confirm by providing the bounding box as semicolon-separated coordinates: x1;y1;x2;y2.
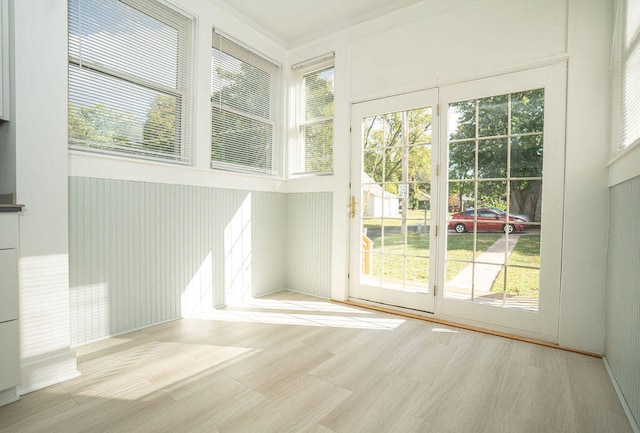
292;55;335;175
211;31;280;176
68;0;194;163
613;0;640;154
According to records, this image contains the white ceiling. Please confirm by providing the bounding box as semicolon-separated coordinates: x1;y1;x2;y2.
211;0;424;48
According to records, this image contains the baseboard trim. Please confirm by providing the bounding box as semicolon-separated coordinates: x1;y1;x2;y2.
19;349;79;395
0;387;19;407
603;357;640;433
334;298;602;358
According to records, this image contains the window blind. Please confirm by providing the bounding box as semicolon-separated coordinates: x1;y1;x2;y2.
211;31;280;176
68;0;193;163
615;0;640;152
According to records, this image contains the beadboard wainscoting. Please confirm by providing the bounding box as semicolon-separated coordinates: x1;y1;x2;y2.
69;177;288;345
606;175;640;428
286;192;333;299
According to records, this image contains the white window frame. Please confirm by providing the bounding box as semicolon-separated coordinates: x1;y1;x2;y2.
612;0;640;157
210;29;281;177
68;0;194;164
291;55;335;176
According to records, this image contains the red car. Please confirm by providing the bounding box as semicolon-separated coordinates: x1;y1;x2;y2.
448;208;526;234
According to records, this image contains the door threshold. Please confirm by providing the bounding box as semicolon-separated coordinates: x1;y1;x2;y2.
333;298;602;358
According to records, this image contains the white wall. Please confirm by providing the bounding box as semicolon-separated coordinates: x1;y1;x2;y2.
606;175;640;429
69;178;287;346
288;0;611;353
11;0;77;393
559;0;612;353
286;193;333;298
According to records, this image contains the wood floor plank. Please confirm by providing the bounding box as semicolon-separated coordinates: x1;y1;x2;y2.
0;291;632;433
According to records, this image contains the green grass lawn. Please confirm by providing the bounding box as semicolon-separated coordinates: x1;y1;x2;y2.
365;230;541;297
445;234;502;281
492;234;541;297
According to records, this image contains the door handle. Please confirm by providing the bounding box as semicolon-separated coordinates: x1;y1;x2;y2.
350;195;359;219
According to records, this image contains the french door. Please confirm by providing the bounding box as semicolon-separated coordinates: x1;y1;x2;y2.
349;89;439;313
349;63;566;342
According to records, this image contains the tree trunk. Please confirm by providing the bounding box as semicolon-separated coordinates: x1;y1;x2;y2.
510;180;542;222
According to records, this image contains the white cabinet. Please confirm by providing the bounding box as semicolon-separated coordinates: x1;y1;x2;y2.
0;0;9;120
0;213;19;406
0;249;17;322
0;321;18;391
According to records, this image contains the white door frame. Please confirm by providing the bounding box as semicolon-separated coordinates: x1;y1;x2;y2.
435;62;567;342
349;89;439;313
347;62;567;343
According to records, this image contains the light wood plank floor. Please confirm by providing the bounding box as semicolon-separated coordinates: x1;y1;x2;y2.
0;291;632;433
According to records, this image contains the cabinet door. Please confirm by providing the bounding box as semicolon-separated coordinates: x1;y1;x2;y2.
0;249;17;322
0;320;18;390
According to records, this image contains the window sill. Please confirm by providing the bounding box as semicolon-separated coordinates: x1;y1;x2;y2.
68;151;286;193
608;140;640;187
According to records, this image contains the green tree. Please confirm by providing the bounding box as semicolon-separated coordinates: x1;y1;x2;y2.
448;89;544;221
68;101;138;150
361;108;432;237
302;70;334;173
362;108;432;202
143;95;178;157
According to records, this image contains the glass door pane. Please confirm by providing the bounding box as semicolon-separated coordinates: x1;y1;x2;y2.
445;88;544;311
350;90;438;313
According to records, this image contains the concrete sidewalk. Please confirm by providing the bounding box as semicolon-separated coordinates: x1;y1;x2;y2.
447;234;521;294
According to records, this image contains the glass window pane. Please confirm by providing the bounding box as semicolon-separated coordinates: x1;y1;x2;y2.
362;252;382;286
473;263;504;304
504;268;540;311
381;113;404;148
446;231;475;262
478;94;508;137
406;256;429;293
382;221;405;255
304;67;334;120
445;260;472;300
507;234;541;267
302;121;332;173
448;100;476;140
211;109;273;172
449;141;475;180
382;254;405;290
69;66;183;161
363;150;384;184
384;144;403;181
511;89;544;134
406;107;433;145
363;116;386;151
478;139;507;179
69;0;180;89
408;145;431;183
509;180;543;223
408;182;431;225
477;180;507;215
511;135;543;178
362;183;393;218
